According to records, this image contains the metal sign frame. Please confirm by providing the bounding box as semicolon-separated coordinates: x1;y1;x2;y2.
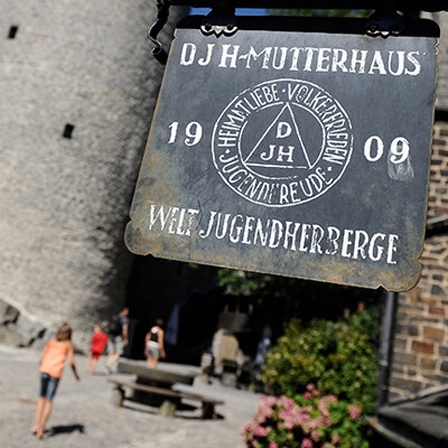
127;11;440;292
170;0;446;12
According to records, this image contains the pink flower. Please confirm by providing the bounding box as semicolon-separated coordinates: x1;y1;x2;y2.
331;433;340;444
278;409;290;420
278;395;296;410
260;395;277;409
254;425;270;437
269;443;279;448
348;404;362;420
256;398;274;421
301;438;314;447
311;429;321;441
317;395;337;417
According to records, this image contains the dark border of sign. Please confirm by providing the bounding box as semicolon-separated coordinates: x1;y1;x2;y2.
179;15;440;38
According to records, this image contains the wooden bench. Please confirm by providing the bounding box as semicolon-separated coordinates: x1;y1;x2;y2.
107;378;224;419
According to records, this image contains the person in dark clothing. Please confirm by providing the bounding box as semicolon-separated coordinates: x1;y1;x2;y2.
105;307;129;374
144;318;165;368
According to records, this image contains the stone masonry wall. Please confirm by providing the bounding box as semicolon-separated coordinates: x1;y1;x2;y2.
387;11;448;400
389;121;448;399
0;2;185;350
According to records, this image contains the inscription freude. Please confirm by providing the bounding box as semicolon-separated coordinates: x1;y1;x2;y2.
212;79;352;206
166;77;413;207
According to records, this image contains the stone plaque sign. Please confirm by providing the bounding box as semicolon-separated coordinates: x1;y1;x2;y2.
125;22;439;291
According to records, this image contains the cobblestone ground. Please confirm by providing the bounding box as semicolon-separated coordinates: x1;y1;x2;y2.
0;344;261;448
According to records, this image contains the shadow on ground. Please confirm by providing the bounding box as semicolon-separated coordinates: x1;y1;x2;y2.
48;423;85;437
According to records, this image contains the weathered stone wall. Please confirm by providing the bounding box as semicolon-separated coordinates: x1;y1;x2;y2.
0;1;185;350
387;11;448;400
425;12;448;112
389;121;448;398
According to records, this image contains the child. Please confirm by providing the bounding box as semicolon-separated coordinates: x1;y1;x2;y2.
87;323;109;374
32;322;80;440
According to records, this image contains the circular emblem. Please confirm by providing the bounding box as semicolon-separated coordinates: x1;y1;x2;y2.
212;78;353;207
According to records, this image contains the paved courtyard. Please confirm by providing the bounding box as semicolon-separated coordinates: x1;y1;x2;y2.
0;344;261;448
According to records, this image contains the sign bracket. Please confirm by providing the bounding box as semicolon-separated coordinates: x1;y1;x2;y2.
148;0;240;62
200;4;238;37
148;0;171;65
147;1;442;65
365;10;405;37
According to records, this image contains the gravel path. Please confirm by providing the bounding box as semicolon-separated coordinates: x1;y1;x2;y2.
0;344;261;448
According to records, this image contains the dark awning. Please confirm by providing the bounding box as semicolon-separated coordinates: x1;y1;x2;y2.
371;384;448;448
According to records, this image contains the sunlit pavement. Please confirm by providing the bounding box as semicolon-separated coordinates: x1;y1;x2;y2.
0;344;261;448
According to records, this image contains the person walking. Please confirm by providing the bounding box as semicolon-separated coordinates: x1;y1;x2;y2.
105;307;129;374
86;323;109;374
31;322;80;440
144;318;166;368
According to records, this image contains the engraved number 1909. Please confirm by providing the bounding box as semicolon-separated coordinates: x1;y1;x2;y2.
168;121;203;147
364;136;410;164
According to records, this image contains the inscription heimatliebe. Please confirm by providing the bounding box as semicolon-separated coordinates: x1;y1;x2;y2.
212;79;353;206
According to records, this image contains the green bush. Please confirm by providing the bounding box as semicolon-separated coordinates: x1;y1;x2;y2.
261;306;380;415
